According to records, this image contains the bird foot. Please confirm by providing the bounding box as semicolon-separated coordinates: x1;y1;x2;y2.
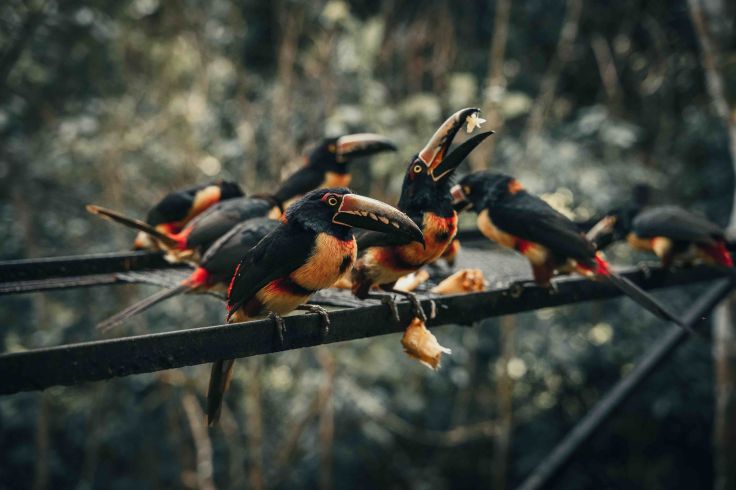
299;304;331;337
395;290;428;323
269;312;286;346
368;293;401;323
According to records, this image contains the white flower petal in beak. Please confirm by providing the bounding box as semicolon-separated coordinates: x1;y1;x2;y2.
465;113;487;133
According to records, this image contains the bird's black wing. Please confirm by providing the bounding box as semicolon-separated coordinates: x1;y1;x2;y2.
201;218;279;281
489;191;596;262
227;224;316;315
632;205;723;244
185;198;274;250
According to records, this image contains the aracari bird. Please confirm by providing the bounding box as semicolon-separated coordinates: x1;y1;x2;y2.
88;134;396;261
587;205;733;269
96;217;279;331
451;171;688;328
210;187;424;424
133;180;245;250
350;108;493;319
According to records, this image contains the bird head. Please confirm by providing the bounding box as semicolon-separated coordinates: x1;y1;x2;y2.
451;171;519;213
273;134;397;204
398;108;493;215
285;188;424;245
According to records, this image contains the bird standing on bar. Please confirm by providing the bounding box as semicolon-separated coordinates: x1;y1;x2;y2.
90;134;396;259
95;218;279;331
587;205;734;269
350;107;493;319
209;187;424;424
451;171;688;328
132;180;245;250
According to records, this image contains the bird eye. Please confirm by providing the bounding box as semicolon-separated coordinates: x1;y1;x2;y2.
463;186;471;195
413;164;423;174
327;196;338;206
328;144;336;153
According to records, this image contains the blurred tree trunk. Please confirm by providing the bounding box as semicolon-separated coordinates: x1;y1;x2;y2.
181;393;216;490
493;315;515;490
687;2;736;489
317;348;336;490
245;358;265;490
470;0;511;171
522;0;582;168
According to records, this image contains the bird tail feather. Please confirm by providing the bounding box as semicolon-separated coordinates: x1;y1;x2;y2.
96;284;189;332
207;359;236;426
605;272;693;333
86;204;179;248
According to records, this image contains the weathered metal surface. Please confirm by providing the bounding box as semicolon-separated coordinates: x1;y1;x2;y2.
0;264;728;395
516;278;735;490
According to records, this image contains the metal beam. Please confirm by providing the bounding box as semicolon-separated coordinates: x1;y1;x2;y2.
0;230;494;296
0;265;728;395
516;278;735;490
0;250;171;282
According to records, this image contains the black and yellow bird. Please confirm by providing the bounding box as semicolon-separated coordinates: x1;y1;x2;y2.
587;205;733;269
96;217;279;331
133;180;245;250
350;108;493;316
89;134;396;260
209;187;424;424
451;171;687;327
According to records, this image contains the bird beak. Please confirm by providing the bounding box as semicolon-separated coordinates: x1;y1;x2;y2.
450;184;473;212
336;133;397;162
333;194;425;246
418;108;493;182
431;131;494;183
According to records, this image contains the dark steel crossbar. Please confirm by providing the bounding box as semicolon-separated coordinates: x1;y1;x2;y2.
0;265;728;395
0;251;172;282
516;278;735;490
0;230;490;296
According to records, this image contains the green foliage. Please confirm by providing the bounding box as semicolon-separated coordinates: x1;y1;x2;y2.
0;0;732;489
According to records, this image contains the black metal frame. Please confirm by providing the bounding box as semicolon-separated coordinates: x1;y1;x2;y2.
0;248;732;490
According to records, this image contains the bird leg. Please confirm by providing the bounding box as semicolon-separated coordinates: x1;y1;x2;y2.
298;304;331;336
367;293;402;324
507;279;537;298
269;311;286;346
381;286;428;323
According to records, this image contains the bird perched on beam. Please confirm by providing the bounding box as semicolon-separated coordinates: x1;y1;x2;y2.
95;217;279;331
210;187;424;424
350;108;493;318
89;134;396;261
451;171;688;328
133;180;245;250
587;205;733;269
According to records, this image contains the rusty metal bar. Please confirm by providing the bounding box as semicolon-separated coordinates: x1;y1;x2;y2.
0;264;728;395
516;278;735;490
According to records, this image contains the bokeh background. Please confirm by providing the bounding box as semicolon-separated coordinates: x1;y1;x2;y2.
1;0;735;489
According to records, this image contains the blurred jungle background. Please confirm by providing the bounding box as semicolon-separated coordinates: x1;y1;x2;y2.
1;0;736;489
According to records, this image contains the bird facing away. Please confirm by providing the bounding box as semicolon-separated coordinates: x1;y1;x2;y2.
95;217;279;332
627;206;732;268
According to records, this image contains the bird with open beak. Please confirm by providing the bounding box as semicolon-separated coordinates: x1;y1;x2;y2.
349;108;493;320
451;171;689;330
207;188;424;425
